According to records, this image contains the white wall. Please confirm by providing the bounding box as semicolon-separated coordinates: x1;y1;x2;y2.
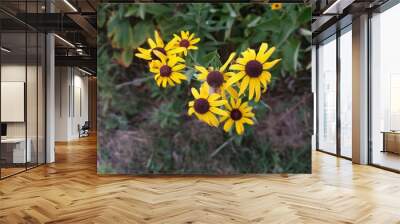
55;67;89;141
1;63;46;164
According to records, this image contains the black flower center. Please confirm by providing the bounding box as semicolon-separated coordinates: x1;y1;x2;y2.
160;65;172;77
151;47;167;59
179;39;190;48
245;60;263;77
230;109;242;121
194;98;210;114
206;71;224;88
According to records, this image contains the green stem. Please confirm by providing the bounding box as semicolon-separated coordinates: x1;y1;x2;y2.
209;136;234;158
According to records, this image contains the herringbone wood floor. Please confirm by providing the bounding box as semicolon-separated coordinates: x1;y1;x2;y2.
1;135;400;224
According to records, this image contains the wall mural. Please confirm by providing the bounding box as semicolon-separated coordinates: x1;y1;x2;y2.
97;3;312;174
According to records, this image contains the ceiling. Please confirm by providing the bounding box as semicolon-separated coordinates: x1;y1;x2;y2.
0;0;99;74
311;0;391;44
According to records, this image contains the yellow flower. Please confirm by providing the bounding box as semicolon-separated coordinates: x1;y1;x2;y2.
195;52;238;99
149;51;187;88
271;3;282;10
135;30;184;61
174;31;200;56
220;98;255;135
226;43;281;102
188;84;228;127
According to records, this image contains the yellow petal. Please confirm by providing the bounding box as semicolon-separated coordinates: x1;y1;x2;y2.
230;97;236;108
208;113;219;127
223;119;234;132
197;72;207;80
226;72;245;87
248;78;255;100
151;60;162;68
153;50;167;63
236;57;250;65
135;53;152;60
190;38;200;45
195;65;208;74
235;121;244;135
170;74;182;84
168;47;185;55
188;46;198;50
201;113;211;126
171;72;187;80
235;98;242;108
154;31;164;47
224;72;235;79
200;83;209;98
208;93;221;101
242;49;256;60
229;64;244;71
156;77;162;86
188;101;194;106
220;52;236;72
256;43;268;61
225;86;238;99
254;80;261;102
165;37;178;50
263;58;281;70
239;76;250;96
181;31;188;39
167;56;180;67
242;117;254;125
220;115;229;123
248;49;256;59
162;78;167;88
191;87;200;98
259;72;268;88
259;47;276;63
210;107;228;116
172;64;185;71
149;67;159;74
138;47;150;54
147;38;156;48
244;112;255;117
167;78;175;86
188;107;195;115
173;34;181;41
239;102;250;110
224;101;232;110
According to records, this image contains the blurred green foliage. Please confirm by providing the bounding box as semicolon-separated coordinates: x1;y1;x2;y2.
97;3;312;174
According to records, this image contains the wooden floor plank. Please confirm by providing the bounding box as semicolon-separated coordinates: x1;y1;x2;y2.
0;135;400;223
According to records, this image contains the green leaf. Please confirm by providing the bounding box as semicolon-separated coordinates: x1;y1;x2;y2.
132;21;154;49
145;4;172;16
224;17;235;41
97;7;106;28
282;38;301;73
201;50;219;67
124;5;138;17
121;50;133;67
297;6;312;25
225;3;237;18
247;16;261;28
138;4;146;20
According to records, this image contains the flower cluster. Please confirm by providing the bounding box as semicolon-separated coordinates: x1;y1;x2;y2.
135;31;199;87
135;30;280;135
